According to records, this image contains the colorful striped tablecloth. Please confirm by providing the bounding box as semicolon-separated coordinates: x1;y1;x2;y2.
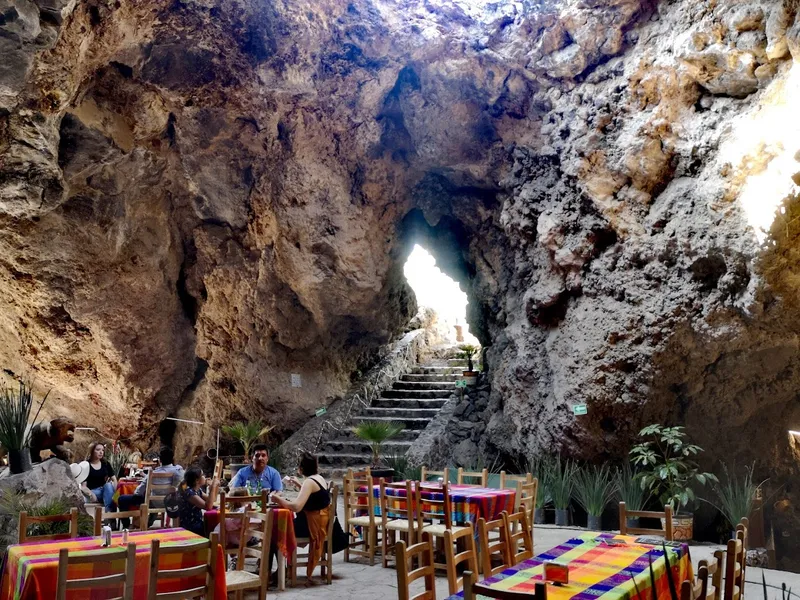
112;478;141;506
0;528;226;600
371;483;516;524
204;507;297;558
445;533;692;600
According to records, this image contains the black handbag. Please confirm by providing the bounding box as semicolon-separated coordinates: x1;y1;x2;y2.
331;515;351;554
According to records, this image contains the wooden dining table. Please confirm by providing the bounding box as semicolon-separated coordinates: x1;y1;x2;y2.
0;528;226;600
446;533;692;600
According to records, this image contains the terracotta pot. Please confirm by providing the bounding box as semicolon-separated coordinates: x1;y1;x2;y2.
663;514;693;541
463;371;479;385
8;448;31;474
555;509;569;526
587;515;602;531
371;468;395;483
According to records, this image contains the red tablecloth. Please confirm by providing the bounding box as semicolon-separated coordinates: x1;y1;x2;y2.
0;528;226;600
204;508;297;558
112;479;141;506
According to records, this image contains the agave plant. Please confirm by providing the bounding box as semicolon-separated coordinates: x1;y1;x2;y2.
383;448;411;479
550;455;577;510
107;444;133;479
0;380;48;451
222;421;274;462
354;421;404;467
615;462;649;511
525;455;553;508
708;463;764;530
574;464;614;517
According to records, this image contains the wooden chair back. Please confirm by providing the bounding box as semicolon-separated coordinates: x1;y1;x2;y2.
344;468;375;526
225;510;272;597
291;484;338;585
464;570;547;600
444;524;479;595
618;502;674;541
217;490;268;554
499;472;532;490
723;537;744;600
395;532;437;600
477;517;512;577
516;480;538;531
380;479;416;530
736;520;748;592
57;542;136;600
18;508;79;543
143;469;179;527
416;481;453;531
503;511;533;565
698;551;724;600
682;564;715;600
212;459;224;481
94;505;148;536
457;467;488;487
421;466;449;483
148;532;219;600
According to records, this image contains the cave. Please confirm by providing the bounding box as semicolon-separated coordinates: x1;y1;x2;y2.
3;0;800;571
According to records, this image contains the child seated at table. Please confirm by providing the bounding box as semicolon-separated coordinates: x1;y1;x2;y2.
212;487;250;549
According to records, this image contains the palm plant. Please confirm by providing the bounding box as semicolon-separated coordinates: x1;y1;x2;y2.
708;463;764;530
550;455;577;511
354;421;404;467
458;344;480;372
574;464;614;522
222;421;274;462
615;462;649;511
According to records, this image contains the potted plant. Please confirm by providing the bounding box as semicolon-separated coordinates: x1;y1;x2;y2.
615;462;650;530
222;421;274;479
0;380;48;474
459;344;480;385
630;424;716;541
574;464;613;531
525;455;552;524
550;456;576;526
708;463;764;537
107;443;133;479
354;421;404;480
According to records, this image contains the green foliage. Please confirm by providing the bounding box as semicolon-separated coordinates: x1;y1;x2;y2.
574;464;614;517
354;421;404;467
615;462;650;511
549;456;577;510
383;448;420;480
222;421;274;461
524;455;553;508
458;344;480;372
0;380;48;451
630;424;716;513
709;463;763;529
107;445;132;479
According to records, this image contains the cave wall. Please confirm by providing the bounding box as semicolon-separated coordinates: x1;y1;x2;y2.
3;0;800;561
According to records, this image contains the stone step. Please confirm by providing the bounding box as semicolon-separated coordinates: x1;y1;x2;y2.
372;397;448;409
320;439;413;455
411;366;466;375
392;380;454;390
353;416;430;430
318;452;374;467
362;407;440;419
401;373;461;382
383;389;454;400
335;427;420;441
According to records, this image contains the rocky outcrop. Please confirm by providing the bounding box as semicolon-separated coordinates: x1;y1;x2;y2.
3;0;800;567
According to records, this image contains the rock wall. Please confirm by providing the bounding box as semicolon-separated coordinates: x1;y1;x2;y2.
3;0;800;566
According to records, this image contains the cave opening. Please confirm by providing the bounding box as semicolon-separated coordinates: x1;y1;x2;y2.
403;243;479;346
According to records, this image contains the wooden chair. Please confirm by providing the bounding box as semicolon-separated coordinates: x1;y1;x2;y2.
212;459;224;481
478;517;512;577
457;467;488;487
94;505;148;536
416;481;471;571
396;532;437;600
421;466;449;483
618;502;674;541
225;510;272;600
499;472;532;490
143;470;179;529
464;570;547;600
381;479;418;568
723;537;745;600
148;532;219;600
18;508;79;543
217;489;268;558
443;524;479;596
344;467;379;565
56;541;136;600
682;563;714;600
503;511;533;565
291;484;338;586
736;519;748;596
514;480;538;547
698;551;724;600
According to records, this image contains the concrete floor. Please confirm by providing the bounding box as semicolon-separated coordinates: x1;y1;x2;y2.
251;525;800;600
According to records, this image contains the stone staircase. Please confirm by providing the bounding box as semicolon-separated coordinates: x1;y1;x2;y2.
318;358;467;477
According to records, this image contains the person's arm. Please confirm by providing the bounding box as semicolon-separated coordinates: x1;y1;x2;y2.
81;482;97;502
272;478;314;513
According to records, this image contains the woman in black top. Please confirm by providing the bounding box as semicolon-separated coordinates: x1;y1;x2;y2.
80;442;117;512
179;468;219;537
272;453;330;583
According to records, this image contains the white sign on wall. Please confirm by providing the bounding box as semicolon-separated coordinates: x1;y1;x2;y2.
291;373;302;388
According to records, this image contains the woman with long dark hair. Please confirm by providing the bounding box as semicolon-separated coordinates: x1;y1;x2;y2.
179;468;219;536
80;442;117;513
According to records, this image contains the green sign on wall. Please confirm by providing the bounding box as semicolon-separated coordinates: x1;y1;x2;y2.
455;380;468;388
572;404;588;416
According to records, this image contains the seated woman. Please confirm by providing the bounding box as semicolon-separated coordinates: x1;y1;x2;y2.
80;442;117;514
179;468;219;537
271;453;330;585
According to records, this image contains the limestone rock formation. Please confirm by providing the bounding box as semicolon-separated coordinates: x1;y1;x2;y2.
2;0;800;565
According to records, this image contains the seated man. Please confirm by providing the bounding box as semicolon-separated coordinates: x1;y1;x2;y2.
118;446;184;526
230;444;283;492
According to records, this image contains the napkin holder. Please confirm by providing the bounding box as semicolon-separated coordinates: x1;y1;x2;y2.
543;561;569;585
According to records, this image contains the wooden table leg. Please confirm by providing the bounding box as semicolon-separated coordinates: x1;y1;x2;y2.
278;552;286;591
